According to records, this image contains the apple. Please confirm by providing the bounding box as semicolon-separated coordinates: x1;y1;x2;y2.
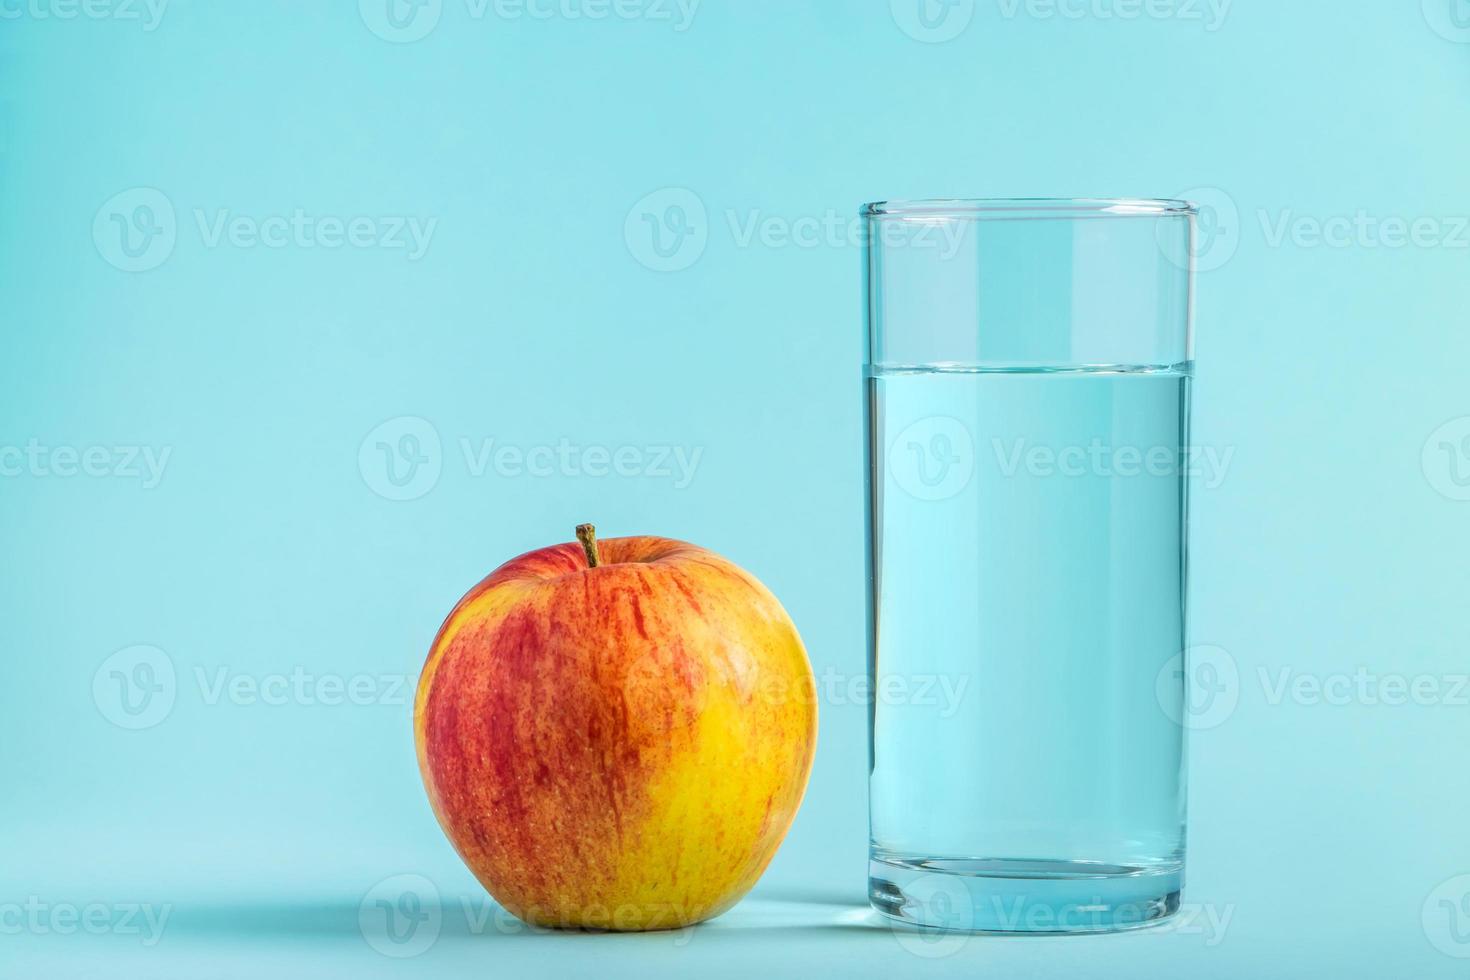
414;524;817;931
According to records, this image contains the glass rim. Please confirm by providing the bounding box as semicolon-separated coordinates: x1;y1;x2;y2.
861;197;1198;219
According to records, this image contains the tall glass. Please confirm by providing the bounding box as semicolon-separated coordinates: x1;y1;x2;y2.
864;198;1197;933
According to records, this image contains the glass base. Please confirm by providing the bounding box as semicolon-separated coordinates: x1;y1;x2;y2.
869;853;1182;934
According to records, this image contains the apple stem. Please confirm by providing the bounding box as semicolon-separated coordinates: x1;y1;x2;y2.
575;523;602;568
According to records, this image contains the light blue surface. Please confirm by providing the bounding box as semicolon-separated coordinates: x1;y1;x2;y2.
2;2;1468;976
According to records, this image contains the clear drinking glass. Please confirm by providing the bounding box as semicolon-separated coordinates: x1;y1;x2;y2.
864;198;1198;933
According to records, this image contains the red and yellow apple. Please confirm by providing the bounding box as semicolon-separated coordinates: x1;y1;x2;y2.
414;525;817;930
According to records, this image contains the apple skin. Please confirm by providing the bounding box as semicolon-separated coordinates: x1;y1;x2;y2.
414;534;817;931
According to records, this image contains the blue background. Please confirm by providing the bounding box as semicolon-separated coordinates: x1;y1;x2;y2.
4;1;1469;976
